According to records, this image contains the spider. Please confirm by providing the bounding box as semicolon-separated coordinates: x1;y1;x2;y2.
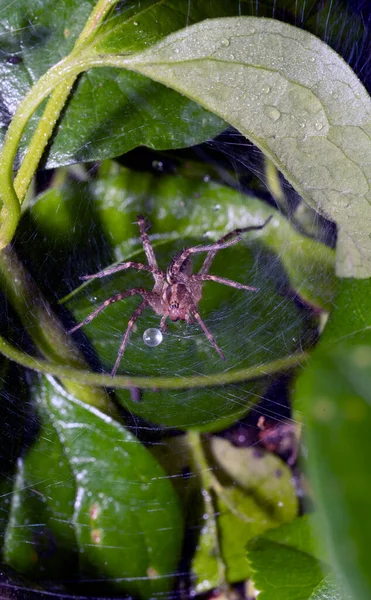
68;214;272;376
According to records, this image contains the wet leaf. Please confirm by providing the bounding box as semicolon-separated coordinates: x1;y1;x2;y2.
0;0;227;168
106;17;371;278
247;516;348;600
3;375;183;598
295;278;371;600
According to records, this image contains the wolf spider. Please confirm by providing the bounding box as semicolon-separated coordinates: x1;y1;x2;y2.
68;215;272;376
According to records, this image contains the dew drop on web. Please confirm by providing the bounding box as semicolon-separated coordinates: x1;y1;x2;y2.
143;328;163;347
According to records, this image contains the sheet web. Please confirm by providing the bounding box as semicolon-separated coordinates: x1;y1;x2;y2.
0;0;368;599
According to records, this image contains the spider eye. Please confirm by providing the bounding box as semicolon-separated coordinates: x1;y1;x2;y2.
170;301;179;310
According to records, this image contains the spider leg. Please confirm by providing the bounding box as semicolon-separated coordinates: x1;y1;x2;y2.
191;308;225;361
137;215;163;288
111;300;148;377
81;262;164;281
171;237;241;278
199;215;273;275
67;288;148;334
192;274;259;292
160;314;168;332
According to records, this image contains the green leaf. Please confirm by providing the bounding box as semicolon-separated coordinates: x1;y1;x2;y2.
192;439;298;592
295;278;371;600
106;17;371;278
248;516;348;600
0;0;227;168
3;390;78;580
17;167;323;429
3;375;183;598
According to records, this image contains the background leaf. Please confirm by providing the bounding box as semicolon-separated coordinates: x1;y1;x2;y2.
247;516;347;600
16;166;325;430
295;278;371;600
109;17;371;278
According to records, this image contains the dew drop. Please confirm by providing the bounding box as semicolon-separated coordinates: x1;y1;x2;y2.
174;47;180;54
299;121;306;129
133;21;138;26
143;328;163;348
221;38;230;47
315;121;324;131
262;85;271;94
264;105;281;122
229;53;235;60
152;160;164;171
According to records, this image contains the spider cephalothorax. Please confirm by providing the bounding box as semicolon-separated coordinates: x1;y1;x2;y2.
68;215;271;376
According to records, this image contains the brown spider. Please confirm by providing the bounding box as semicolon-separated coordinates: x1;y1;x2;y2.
68;215;272;376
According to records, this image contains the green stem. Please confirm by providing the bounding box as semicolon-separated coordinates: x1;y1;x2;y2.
0;246;119;418
14;0;118;203
187;430;227;588
0;336;307;389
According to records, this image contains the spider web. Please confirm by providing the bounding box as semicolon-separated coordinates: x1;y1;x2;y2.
0;0;368;599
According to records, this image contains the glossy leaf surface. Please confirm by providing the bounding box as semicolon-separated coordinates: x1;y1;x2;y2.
0;0;227;168
3;376;183;598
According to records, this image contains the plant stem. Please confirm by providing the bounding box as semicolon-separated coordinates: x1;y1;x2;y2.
14;0;118;203
0;335;307;389
0;246;119;418
187;430;227;590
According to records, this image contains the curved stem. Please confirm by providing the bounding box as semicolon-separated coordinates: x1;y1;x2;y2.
0;336;307;389
0;246;120;419
14;0;118;203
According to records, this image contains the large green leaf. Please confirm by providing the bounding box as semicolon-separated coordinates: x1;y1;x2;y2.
0;0;228;168
99;17;371;278
17;167;322;429
3;375;183;598
295;278;371;600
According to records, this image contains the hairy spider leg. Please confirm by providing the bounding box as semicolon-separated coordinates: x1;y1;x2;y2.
137;215;163;288
199;215;273;275
111;300;148;377
67;288;149;334
192;273;259;292
169;237;242;279
81;262;164;281
191;308;226;360
160;314;168;332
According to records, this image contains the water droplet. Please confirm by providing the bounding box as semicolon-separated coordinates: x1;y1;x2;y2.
262;85;271;94
309;56;315;62
299;122;306;128
133;21;138;26
229;53;235;60
264;106;281;122
174;48;180;54
221;38;230;47
203;174;210;182
152;160;163;172
143;328;163;348
315;121;324;131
